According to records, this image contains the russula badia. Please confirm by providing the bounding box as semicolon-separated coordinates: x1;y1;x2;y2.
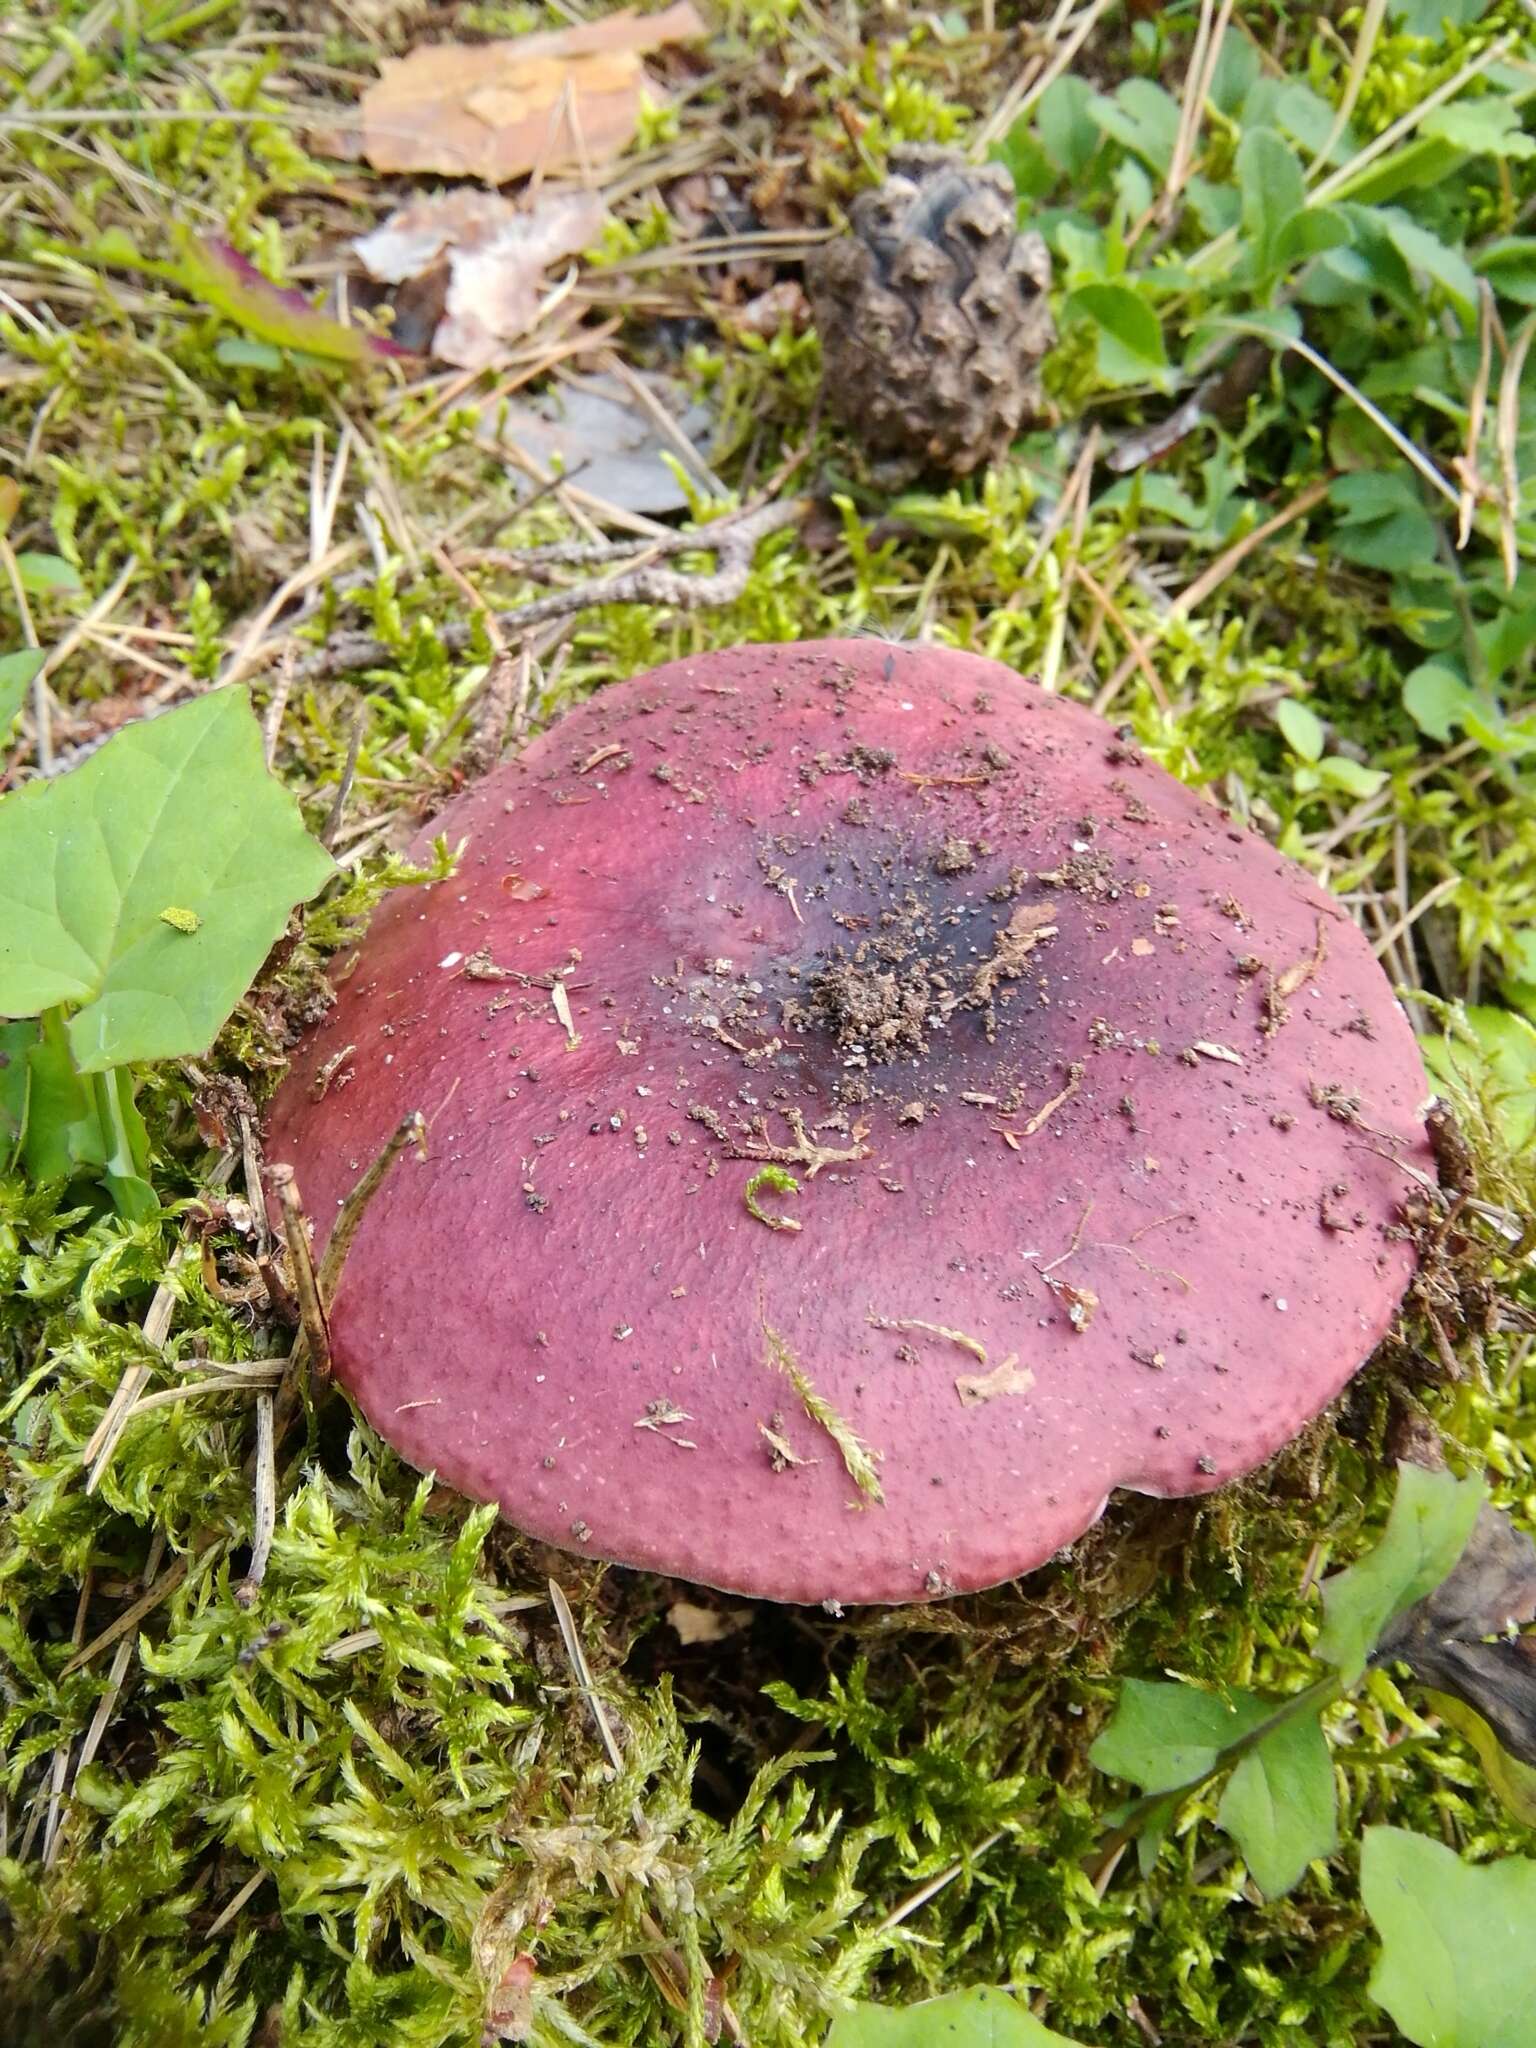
266;641;1429;1605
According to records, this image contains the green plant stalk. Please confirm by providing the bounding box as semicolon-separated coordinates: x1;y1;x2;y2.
91;1064;158;1222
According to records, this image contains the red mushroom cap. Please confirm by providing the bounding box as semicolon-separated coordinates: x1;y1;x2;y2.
267;641;1428;1604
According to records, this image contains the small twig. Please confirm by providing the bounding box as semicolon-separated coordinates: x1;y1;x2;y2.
1495;310;1536;589
1455;282;1496;549
317;1110;427;1300
878;1829;1008;1933
459;645;528;782
322;1593;543;1664
205;1866;270;1941
973;0;1115;150
1072;561;1169;713
320;706;366;851
288;496;811;683
62;1553;189;1677
235;1392;277;1607
0;525;46;771
1309;0;1387;178
547;1577;626;1775
267;1164;331;1378
84;1150;237;1494
262;649;294;770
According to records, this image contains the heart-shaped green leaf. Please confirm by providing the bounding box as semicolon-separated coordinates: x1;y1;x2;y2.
826;1987;1083;2047
1317;1464;1486;1685
0;686;334;1071
1090;1678;1271;1793
1362;1828;1536;2047
1216;1711;1337;1896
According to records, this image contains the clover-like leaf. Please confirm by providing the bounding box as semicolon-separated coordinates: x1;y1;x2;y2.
0;687;335;1072
1317;1463;1486;1684
1362;1828;1536;2048
1215;1711;1337;1896
1064;283;1171;390
1090;1677;1271;1794
826;1987;1084;2048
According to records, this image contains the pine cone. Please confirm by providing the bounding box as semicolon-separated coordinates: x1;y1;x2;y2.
806;147;1053;476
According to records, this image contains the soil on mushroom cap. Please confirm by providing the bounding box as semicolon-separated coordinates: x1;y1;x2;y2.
784;883;1059;1067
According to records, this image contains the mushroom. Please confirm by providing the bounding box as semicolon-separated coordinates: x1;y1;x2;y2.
266;641;1429;1605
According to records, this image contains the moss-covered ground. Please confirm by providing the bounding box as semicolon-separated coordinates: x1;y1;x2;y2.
2;2;1535;2043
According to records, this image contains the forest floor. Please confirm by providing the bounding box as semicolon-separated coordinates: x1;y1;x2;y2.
2;2;1535;2044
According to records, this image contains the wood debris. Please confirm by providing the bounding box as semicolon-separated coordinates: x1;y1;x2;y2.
1262;919;1329;1035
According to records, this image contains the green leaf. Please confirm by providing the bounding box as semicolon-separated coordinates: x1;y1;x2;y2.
1089;79;1181;175
1064;283;1170;389
1389;0;1495;33
825;1987;1085;2048
1477;238;1536;307
1317;756;1388;798
214;336;288;370
0;647;44;739
1245;77;1355;161
1216;1713;1338;1897
20;1006;111;1182
1328;471;1439;572
1376;210;1479;325
1272;205;1352;269
1237;127;1306;286
1091;1678;1271;1794
1423;98;1535;161
1362;1827;1536;2048
1424;1692;1536;1830
0;686;335;1072
1421;1005;1536;1153
1036;75;1101;181
1404;661;1477;741
993;124;1054;202
1331;136;1467;207
1208;28;1260;116
1317;1464;1487;1684
1276;698;1325;761
14;552;83;595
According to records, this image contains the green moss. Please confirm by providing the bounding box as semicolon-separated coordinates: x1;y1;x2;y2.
3;0;1535;2042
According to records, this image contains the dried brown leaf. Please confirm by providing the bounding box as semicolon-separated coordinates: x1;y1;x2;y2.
358;4;706;182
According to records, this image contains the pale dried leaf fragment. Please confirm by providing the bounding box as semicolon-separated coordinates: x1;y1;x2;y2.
668;1599;753;1645
1263;918;1329;1036
358;4;707;182
1192;1040;1244;1066
354;188;607;368
955;1355;1035;1407
634;1398;696;1448
550;978;579;1048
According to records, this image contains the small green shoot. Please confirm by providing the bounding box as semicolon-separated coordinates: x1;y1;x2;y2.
764;1321;884;1504
745;1163;803;1231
